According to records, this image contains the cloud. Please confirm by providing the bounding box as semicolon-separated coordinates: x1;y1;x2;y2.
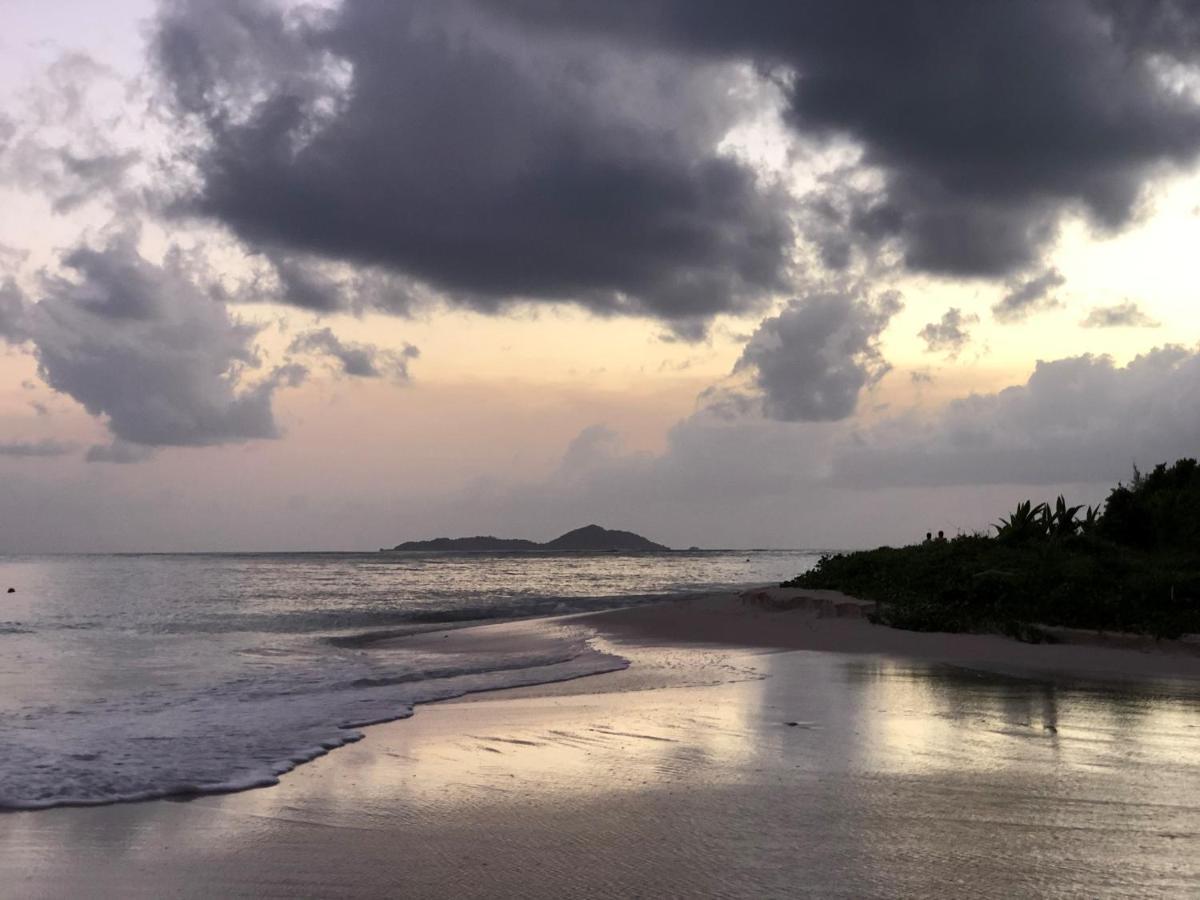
440;412;1082;550
0;280;30;342
558;424;628;475
509;1;1200;277
918;308;978;357
1080;301;1161;328
267;256;348;314
515;414;837;524
235;254;423;316
502;342;1200;543
992;268;1066;323
0;53;143;213
0;439;76;459
26;234;304;450
288;327;419;381
85;440;157;465
732;290;902;422
152;0;794;328
835;346;1200;487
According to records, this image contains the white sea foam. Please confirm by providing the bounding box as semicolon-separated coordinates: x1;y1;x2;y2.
1;627;625;809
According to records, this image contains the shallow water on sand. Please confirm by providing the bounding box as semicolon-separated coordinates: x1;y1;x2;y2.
0;550;817;808
2;642;1198;898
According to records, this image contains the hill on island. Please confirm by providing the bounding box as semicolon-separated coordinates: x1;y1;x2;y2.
386;524;670;552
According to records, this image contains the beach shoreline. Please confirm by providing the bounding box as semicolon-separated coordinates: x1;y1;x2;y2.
3;587;1200;898
373;582;1200;687
572;586;1200;683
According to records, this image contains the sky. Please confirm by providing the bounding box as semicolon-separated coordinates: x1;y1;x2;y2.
3;0;1200;552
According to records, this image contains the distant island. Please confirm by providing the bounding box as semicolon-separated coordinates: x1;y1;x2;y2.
384;524;671;552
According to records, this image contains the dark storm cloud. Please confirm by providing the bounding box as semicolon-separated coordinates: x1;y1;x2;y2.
992;269;1066;323
733;290;901;422
835;346;1200;487
152;0;793;329
288;327;419;381
27;234;305;450
0;439;76;459
918;308;978;358
268;256;349;314
507;0;1200;277
257;254;421;316
1080;301;1162;328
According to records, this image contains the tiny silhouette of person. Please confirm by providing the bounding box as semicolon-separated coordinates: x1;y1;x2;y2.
924;532;932;543
937;530;946;541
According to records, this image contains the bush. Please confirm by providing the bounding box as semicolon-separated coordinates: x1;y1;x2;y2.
1099;459;1200;551
784;461;1200;639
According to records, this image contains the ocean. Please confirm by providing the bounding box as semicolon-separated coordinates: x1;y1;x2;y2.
0;550;819;810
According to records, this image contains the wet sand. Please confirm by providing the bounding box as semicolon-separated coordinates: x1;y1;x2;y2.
3;591;1200;898
578;587;1200;683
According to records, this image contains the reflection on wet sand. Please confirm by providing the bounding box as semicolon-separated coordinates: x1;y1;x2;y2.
2;639;1198;898
841;658;1200;779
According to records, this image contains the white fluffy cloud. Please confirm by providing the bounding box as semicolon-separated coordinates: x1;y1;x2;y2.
835;346;1200;487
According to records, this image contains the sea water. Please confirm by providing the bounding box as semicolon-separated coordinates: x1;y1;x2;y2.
0;550;819;809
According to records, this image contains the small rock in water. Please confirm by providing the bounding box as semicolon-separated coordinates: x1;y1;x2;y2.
5;587;13;593
785;721;799;727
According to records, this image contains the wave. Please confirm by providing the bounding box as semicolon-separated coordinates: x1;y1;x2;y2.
323;591;696;647
0;622;626;811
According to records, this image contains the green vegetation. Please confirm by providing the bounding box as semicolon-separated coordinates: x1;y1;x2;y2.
786;459;1200;639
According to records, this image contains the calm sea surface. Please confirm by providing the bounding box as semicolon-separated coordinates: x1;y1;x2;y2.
0;550;820;809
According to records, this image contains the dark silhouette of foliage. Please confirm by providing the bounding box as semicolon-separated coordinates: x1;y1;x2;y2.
1046;495;1084;538
994;495;1084;543
1080;505;1101;535
1098;459;1200;552
786;459;1200;639
994;500;1048;543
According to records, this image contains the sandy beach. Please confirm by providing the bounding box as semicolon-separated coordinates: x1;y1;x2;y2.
10;1;1200;896
3;588;1200;899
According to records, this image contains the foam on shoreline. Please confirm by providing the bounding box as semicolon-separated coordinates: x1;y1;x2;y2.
12;582;1200;812
1;619;627;811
